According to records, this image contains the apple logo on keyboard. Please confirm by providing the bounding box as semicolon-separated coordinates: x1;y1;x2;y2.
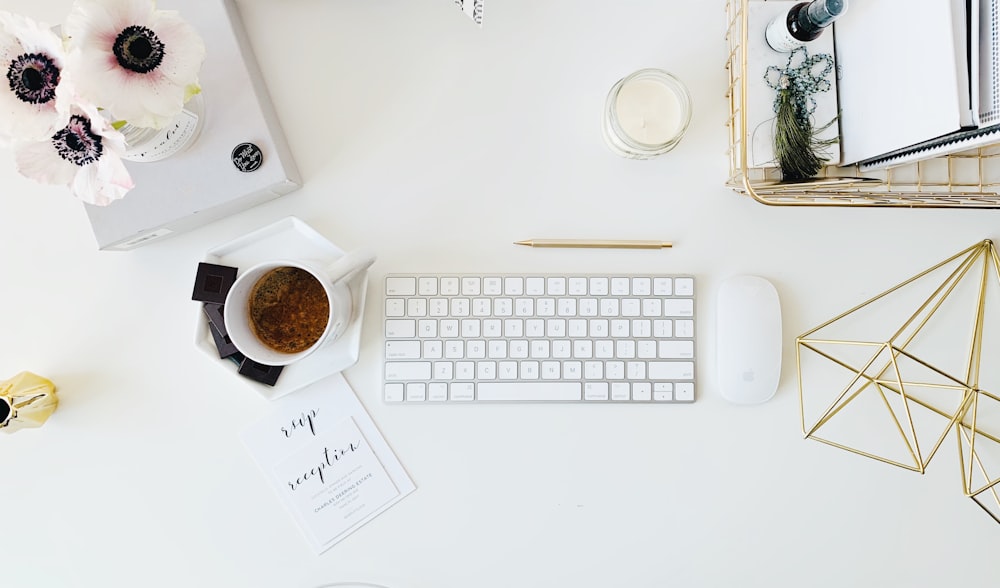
742;370;755;382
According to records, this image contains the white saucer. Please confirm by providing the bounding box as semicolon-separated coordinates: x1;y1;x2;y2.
194;216;368;400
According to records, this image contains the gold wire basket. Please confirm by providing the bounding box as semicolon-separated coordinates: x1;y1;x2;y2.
725;0;1000;208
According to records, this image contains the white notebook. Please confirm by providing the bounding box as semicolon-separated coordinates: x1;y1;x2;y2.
837;0;979;166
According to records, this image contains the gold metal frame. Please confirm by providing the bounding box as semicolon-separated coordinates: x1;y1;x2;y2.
725;0;1000;208
797;240;1000;523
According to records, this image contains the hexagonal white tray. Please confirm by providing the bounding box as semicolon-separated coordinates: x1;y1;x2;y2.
193;216;368;400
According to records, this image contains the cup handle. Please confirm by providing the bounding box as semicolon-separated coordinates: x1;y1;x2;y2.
324;248;376;286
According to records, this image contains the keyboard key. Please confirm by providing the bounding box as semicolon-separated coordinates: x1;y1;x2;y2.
658;341;694;358
440;277;460;295
418;277;438;295
590;277;609;295
450;383;475;401
385;383;404;402
483;277;503;295
385;298;405;317
585;382;610;400
386;340;421;359
386;277;416;296
462;277;481;295
385;361;431;380
648;361;694;379
406;383;426;401
621;299;641;317
653;383;673;401
424;340;443;358
663;299;694;317
675;382;695;402
653;277;672;295
386;319;416;338
472;298;491;316
498;361;518;379
445;340;463;358
674;278;694;296
477;361;496;379
479;382;582;401
525;277;545;295
428;383;448;401
435;361;454;379
407;298;427;316
568;277;588;295
429;298;449;316
456;361;475;379
418;320;437;337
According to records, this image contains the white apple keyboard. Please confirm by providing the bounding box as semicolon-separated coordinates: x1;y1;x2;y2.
382;274;696;403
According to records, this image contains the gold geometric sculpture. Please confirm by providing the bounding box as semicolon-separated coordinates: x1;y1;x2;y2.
797;239;1000;523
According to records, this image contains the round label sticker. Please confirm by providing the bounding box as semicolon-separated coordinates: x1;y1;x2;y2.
231;142;263;172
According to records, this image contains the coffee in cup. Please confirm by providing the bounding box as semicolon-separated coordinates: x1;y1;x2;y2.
248;266;330;354
223;249;376;366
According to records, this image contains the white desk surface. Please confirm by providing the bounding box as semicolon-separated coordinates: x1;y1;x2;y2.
2;1;998;586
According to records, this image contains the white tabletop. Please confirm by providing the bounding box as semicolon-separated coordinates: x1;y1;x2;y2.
2;1;999;586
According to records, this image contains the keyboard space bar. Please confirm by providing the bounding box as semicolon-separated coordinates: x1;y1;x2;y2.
478;382;582;401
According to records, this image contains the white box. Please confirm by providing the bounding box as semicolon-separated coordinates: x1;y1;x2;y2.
84;0;301;250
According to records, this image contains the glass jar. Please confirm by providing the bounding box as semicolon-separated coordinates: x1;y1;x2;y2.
602;68;692;159
118;93;205;162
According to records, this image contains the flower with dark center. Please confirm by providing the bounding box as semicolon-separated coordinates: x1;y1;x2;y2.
6;52;60;104
14;101;134;206
112;25;164;74
52;115;103;167
0;11;71;141
65;0;204;129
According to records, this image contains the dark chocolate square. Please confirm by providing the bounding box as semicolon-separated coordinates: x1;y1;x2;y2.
202;303;239;359
192;262;238;303
238;358;283;386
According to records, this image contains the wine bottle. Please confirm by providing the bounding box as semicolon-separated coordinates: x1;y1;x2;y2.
765;0;847;52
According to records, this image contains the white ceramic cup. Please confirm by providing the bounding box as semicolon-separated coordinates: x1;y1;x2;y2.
223;249;375;366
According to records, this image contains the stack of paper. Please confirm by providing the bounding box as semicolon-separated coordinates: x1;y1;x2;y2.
837;0;1000;170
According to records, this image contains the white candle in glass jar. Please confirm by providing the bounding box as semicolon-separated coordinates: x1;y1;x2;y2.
603;69;692;159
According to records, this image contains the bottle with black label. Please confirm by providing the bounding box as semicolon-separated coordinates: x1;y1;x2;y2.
765;0;847;52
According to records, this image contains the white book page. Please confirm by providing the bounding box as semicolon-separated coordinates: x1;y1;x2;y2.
837;0;966;164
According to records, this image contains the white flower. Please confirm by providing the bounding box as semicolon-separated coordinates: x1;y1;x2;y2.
0;11;72;143
14;101;134;206
63;0;205;129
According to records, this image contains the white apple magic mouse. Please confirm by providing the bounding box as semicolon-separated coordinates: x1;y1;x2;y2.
716;275;782;404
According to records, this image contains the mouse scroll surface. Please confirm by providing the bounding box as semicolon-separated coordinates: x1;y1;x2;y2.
716;275;782;404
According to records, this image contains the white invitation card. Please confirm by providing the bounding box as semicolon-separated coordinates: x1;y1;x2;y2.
242;374;415;553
